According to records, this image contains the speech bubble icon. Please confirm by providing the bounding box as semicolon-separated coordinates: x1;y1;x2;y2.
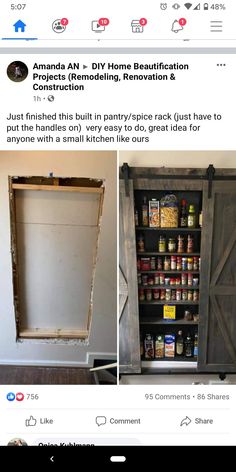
180;416;192;427
96;416;107;426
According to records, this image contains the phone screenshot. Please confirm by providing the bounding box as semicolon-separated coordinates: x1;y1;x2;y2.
0;0;235;463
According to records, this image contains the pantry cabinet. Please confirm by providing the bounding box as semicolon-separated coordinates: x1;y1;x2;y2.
119;167;236;376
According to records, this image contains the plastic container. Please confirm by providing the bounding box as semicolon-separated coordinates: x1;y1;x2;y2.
160;193;179;228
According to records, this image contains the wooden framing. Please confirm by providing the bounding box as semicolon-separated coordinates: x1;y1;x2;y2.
9;176;105;341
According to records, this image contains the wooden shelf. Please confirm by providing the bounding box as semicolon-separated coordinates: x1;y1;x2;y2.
136;227;201;232
138;285;199;290
140;318;199;325
138;270;200;274
142;357;197;362
139;301;199;305
137;252;200;256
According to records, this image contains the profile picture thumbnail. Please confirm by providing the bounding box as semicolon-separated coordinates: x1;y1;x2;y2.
7;437;28;446
7;61;28;82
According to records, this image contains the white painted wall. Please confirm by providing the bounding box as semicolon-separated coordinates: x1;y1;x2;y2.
0;151;117;367
119;151;236;168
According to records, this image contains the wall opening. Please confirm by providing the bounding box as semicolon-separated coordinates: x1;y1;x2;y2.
9;176;104;341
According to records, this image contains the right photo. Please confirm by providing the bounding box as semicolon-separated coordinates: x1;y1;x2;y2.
119;151;236;385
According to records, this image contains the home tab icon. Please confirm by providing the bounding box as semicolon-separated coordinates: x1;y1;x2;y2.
131;20;144;33
13;20;26;33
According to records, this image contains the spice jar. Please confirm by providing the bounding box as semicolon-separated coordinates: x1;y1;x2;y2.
182;257;187;271
138;274;142;285
177;256;182;271
193;277;199;287
187;257;193;271
188;273;193;286
187;290;193;301
176;288;182;301
184;309;193;321
146;289;152;301
157;257;163;270
154;273;160;285
182;289;188;300
193;290;199;301
165;289;171;301
187;234;194;253
153;288;160;300
160;289;166;300
175;277;181;285
139;288;145;301
171;290;176;300
164;277;170;285
158;235;166;253
193;256;199;271
150;257;156;270
168;238;176;253
171;255;177;270
164;256;171;271
177;235;185;253
160;273;165;285
137;234;145;252
148;276;154;286
140;258;151;271
170;278;176;286
181;273;187;285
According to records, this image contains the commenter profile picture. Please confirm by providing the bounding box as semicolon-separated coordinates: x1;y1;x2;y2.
7;61;28;82
7;437;28;446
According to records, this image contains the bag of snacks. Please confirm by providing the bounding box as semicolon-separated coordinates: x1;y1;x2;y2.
160;193;178;228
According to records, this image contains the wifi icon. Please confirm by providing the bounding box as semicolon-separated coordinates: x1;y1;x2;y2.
184;2;192;8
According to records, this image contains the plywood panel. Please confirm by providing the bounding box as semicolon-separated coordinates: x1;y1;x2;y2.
15;190;100;226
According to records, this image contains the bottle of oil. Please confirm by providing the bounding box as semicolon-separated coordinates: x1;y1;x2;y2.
185;332;193;357
142;196;148;227
176;330;184;356
180;199;188;227
187;205;196;228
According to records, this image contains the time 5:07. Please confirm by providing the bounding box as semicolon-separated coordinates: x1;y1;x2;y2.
11;4;26;9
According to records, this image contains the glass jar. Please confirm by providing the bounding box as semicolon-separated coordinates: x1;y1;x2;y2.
171;255;177;270
139;288;145;301
187;257;193;271
148;276;154;286
157;257;163;270
160;193;179;228
188;273;193;286
164;277;170;285
187;234;194;253
177;235;185;253
158;235;166;253
182;289;188;301
160;289;166;300
182;257;187;271
187;290;193;301
168;238;176;253
181;273;187;285
150;257;156;270
160;273;165;285
164;256;171;271
177;256;182;271
137;234;145;252
171;290;176;300
165;289;171;301
146;289;152;301
193;290;199;301
176;288;182;301
193;256;199;271
142;274;148;285
154;273;160;285
153;288;160;300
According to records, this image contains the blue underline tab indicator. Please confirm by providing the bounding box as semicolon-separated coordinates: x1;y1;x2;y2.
1;38;38;41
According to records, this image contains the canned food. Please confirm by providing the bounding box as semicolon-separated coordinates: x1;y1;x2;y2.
182;257;187;271
171;255;177;270
154;273;160;285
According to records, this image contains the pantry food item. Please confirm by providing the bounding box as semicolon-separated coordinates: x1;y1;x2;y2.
140;258;151;271
149;199;160;227
187;234;194;253
142;196;149;226
160;193;178;228
146;288;152;301
158;235;166;252
150;257;156;270
187;204;196;228
139;288;145;301
164;256;171;271
184;309;193;321
137;234;145;252
164;334;175;358
180;199;188;227
153;288;160;300
171;256;177;270
185;333;193;357
199;211;203;228
155;335;165;358
134;201;139;226
168;238;176;253
176;330;184;356
144;334;154;359
177;235;185;253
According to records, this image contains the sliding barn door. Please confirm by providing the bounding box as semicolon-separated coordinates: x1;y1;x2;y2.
119;180;141;374
199;181;236;372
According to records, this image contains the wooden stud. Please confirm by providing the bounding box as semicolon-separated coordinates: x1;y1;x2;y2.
12;184;103;193
19;329;89;339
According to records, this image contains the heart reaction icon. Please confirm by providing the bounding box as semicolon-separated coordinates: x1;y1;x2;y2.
16;392;24;402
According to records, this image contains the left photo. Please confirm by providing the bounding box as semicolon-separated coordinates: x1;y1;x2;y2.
0;151;117;385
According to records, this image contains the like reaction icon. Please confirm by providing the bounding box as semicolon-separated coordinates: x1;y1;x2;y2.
25;416;37;427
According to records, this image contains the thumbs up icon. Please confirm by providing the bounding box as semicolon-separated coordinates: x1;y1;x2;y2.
25;416;37;427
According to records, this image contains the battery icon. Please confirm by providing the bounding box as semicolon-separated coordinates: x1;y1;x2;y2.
204;2;209;9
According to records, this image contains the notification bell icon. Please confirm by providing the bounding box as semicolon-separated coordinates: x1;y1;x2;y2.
171;19;183;33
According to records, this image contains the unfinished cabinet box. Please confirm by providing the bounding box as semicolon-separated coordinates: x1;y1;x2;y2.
9;176;104;341
119;166;236;376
